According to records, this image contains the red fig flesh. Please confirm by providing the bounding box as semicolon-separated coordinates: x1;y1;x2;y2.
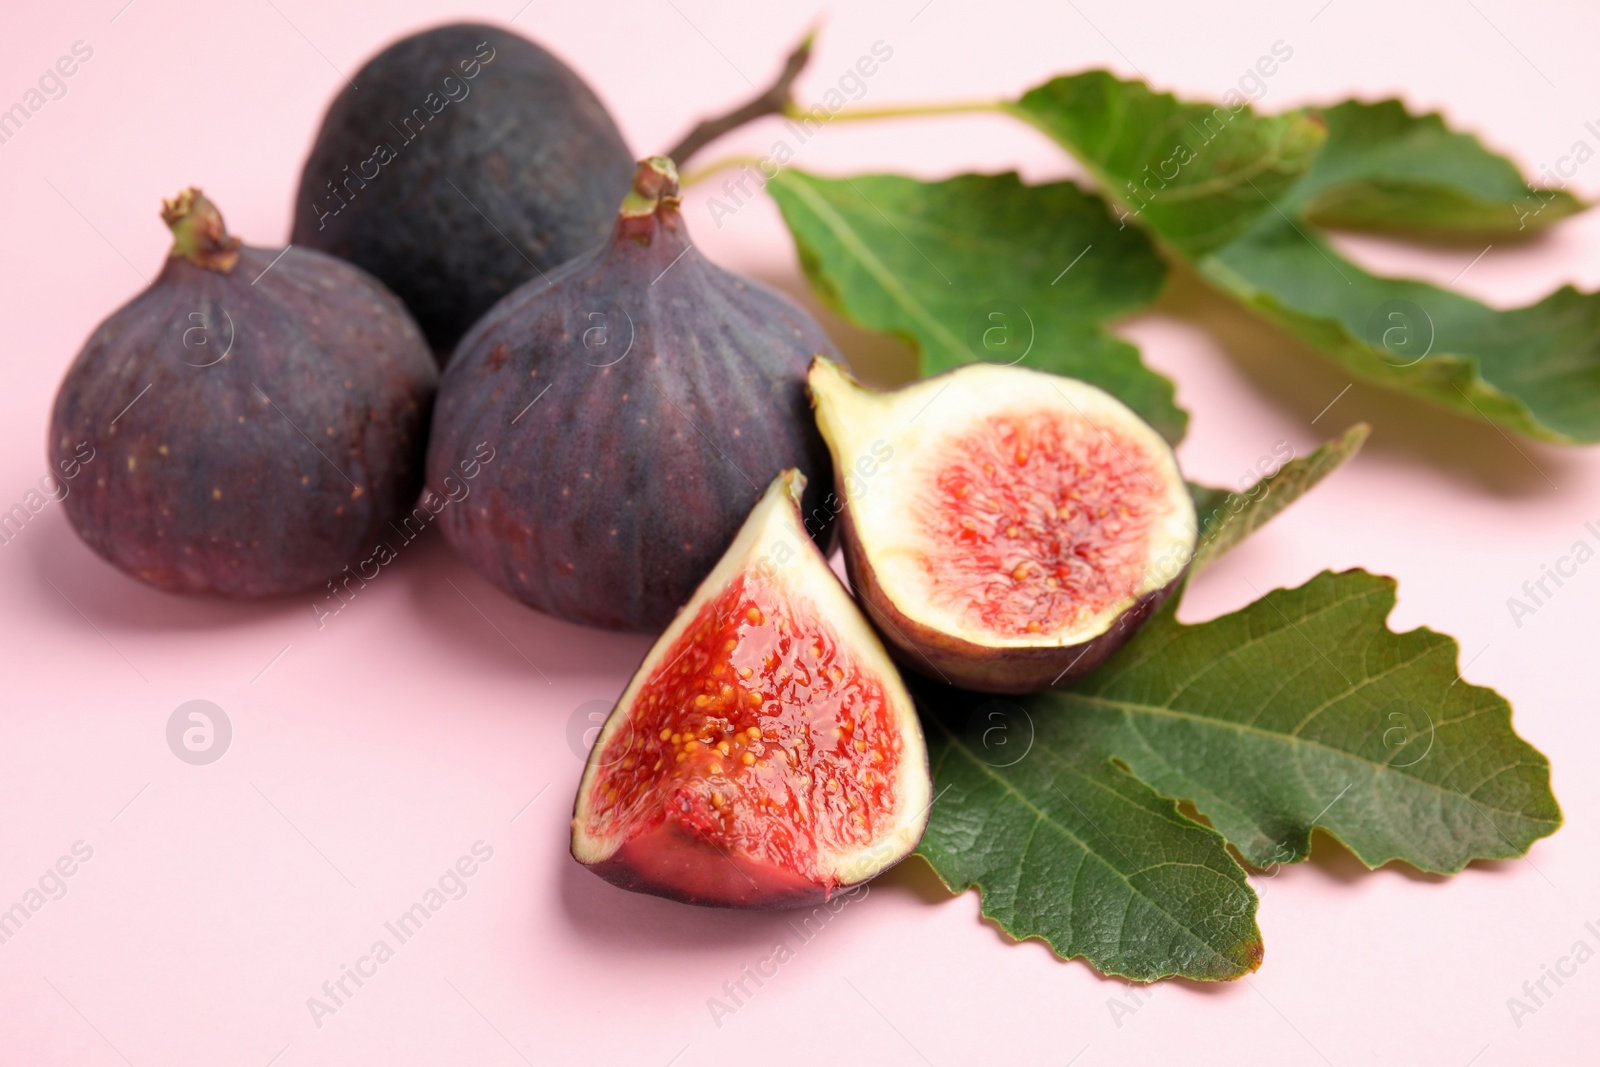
809;358;1196;693
571;470;930;908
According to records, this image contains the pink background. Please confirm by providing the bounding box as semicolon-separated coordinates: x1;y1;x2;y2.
3;1;1598;1063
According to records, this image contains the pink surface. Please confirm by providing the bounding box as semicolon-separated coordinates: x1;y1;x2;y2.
2;1;1598;1064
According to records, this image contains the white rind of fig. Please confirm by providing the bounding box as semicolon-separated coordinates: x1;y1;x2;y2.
571;469;931;909
808;358;1197;694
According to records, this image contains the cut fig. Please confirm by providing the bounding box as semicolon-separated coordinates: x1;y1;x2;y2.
809;358;1196;694
571;470;930;909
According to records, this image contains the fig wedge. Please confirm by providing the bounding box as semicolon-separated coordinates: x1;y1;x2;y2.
809;358;1197;694
571;470;931;909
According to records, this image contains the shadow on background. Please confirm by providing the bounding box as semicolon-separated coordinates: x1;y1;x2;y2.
399;528;651;684
555;826;830;957
25;506;316;634
21;495;648;686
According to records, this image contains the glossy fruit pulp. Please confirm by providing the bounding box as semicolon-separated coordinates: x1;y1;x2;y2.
915;409;1168;638
584;573;904;885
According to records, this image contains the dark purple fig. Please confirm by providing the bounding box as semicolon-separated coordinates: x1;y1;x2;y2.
290;23;634;356
427;156;839;633
48;189;437;598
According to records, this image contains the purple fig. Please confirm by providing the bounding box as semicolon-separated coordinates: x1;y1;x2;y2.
427;156;839;632
48;189;437;597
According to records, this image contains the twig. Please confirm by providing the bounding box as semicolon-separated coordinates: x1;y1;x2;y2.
664;27;817;167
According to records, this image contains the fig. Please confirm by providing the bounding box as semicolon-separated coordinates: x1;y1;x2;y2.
291;23;634;355
571;470;931;908
809;357;1197;694
49;189;437;597
427;156;838;632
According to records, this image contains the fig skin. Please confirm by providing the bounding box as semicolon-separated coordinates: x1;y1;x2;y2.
427;157;838;633
290;23;634;356
842;518;1184;694
48;190;437;598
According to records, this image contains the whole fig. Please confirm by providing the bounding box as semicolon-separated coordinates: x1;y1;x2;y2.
427;157;839;632
49;189;437;597
291;23;634;355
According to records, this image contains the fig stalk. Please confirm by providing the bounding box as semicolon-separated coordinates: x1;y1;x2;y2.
161;188;240;273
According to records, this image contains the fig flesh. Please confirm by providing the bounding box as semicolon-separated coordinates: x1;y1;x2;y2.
571;470;931;909
49;189;437;597
809;358;1196;694
427;156;838;632
291;23;634;355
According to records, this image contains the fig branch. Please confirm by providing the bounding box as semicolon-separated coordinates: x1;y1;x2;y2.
664;27;817;167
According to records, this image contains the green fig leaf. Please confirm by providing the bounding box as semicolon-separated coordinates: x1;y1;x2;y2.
1294;100;1586;237
1190;423;1369;573
1202;221;1600;443
1008;71;1326;258
915;685;1263;982
916;569;1560;978
1008;72;1600;443
765;169;1186;443
1060;569;1562;869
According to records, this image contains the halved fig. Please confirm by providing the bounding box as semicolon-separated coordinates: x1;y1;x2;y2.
571;470;930;909
809;358;1196;694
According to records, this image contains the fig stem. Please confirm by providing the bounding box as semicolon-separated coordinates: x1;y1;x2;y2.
799;98;1005;123
620;156;682;217
663;25;817;167
161;188;241;273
